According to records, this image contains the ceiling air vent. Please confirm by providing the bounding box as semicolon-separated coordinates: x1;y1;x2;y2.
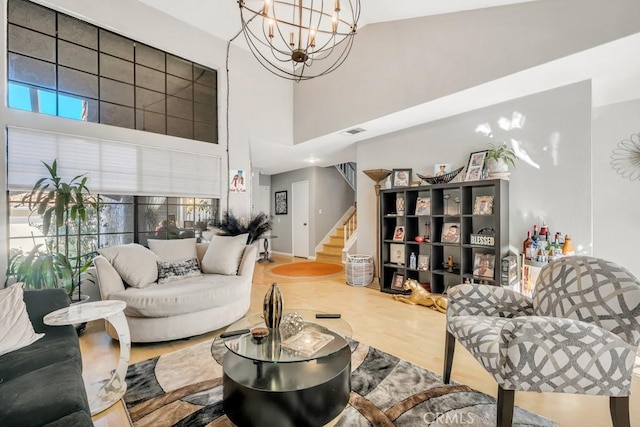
340;127;367;136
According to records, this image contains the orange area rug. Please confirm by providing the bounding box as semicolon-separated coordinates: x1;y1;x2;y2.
271;262;343;277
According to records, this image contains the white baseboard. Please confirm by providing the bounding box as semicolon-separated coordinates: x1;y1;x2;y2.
269;251;317;260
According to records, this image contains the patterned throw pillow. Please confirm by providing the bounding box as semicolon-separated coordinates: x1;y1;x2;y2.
157;258;202;284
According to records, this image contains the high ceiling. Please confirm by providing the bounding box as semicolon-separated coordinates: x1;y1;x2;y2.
136;0;541;43
136;0;640;175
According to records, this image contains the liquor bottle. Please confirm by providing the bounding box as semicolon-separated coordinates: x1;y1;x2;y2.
552;234;562;259
545;232;551;252
531;224;539;243
540;222;549;237
523;231;533;259
409;252;417;270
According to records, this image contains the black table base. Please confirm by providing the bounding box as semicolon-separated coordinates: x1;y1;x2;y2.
223;346;351;427
257;237;275;263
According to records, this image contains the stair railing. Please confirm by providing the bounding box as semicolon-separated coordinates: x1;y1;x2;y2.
343;210;357;246
335;162;357;192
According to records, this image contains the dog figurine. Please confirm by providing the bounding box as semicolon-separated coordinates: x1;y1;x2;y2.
392;278;447;313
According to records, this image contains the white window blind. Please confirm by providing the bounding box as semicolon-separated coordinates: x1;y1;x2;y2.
7;127;221;198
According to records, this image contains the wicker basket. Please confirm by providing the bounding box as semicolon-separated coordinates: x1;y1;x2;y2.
346;254;374;286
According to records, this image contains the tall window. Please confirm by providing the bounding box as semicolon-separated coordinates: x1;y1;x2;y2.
6;0;218;143
8;193;219;262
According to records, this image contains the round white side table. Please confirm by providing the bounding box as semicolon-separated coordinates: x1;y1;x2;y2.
44;300;130;415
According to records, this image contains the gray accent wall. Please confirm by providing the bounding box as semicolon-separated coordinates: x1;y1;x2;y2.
271;166;354;255
294;0;640;143
356;81;592;265
592;99;640;278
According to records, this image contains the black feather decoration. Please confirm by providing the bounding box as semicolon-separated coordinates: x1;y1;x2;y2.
217;211;272;244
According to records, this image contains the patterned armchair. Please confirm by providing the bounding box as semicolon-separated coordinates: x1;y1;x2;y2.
443;256;640;427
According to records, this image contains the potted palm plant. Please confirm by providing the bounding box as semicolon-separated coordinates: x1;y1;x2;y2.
485;142;517;179
5;160;97;302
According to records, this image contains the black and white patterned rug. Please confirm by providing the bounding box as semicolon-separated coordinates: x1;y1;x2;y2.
124;339;556;426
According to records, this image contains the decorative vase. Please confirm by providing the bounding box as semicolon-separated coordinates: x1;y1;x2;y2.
562;235;575;256
263;283;283;329
396;197;405;215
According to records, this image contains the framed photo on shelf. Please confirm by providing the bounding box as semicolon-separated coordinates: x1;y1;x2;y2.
464;150;488;181
392;225;405;241
473;253;495;279
275;191;288;215
434;163;451;176
414;197;431;215
418;254;430;271
390;272;405;291
390;244;405;264
473;195;494;215
392;169;412;188
441;223;460;244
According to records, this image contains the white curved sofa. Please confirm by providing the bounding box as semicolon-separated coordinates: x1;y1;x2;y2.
93;239;256;343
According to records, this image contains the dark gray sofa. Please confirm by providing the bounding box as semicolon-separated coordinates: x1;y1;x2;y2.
0;289;93;426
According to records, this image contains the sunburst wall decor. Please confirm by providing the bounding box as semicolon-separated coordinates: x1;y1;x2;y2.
611;132;640;181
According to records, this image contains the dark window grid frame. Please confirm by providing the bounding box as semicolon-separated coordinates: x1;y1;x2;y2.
8;195;133;253
7;16;214;89
7;195;219;269
7;0;218;142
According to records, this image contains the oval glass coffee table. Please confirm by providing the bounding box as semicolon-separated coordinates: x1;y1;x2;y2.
214;309;352;427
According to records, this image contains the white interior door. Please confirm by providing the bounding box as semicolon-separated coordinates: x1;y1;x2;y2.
292;180;310;258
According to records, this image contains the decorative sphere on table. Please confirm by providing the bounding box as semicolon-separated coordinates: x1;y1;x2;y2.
263;283;283;329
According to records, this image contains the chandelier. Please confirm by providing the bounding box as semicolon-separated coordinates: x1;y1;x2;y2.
237;0;361;81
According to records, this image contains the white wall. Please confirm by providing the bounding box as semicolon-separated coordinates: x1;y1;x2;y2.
357;81;593;263
294;0;640;143
0;0;293;279
592;98;640;277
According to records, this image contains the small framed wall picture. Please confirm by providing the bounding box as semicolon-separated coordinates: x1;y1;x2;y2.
275;191;288;215
392;225;405;241
464;150;488;181
390;243;405;264
473;195;494;215
391;272;405;291
392;169;412;188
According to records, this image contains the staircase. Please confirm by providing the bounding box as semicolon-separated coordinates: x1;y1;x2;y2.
316;212;357;265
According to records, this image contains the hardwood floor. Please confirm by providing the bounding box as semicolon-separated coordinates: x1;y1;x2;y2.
83;254;640;427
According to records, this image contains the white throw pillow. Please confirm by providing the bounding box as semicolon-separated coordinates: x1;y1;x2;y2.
148;238;198;262
201;234;248;275
0;283;44;357
98;243;158;287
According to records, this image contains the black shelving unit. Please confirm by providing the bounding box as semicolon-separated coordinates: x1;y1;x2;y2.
379;179;509;294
